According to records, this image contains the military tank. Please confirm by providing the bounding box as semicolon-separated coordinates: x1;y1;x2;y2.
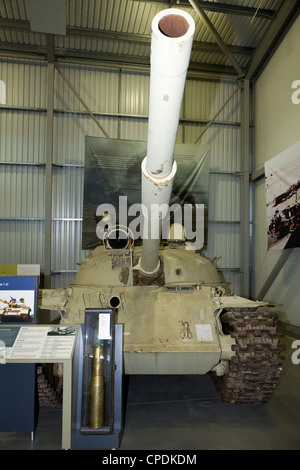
40;8;285;404
0;297;33;322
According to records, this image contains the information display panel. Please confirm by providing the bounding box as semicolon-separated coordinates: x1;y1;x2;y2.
0;276;38;324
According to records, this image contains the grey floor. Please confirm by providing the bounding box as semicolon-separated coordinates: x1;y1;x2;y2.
0;334;299;451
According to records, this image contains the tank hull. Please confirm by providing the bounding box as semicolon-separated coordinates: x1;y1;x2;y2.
40;245;268;375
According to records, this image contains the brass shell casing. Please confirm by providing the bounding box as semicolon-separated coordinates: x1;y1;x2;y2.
88;346;105;429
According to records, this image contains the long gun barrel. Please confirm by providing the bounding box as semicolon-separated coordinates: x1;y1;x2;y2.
140;8;195;277
0;298;18;307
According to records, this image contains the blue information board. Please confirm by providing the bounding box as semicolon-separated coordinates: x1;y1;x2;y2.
0;276;38;435
0;276;38;324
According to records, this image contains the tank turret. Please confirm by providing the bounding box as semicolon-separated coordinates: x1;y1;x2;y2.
40;8;285;404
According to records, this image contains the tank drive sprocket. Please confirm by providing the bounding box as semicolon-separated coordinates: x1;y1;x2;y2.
212;310;285;404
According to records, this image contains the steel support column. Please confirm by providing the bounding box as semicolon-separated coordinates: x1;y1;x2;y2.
44;55;54;288
241;79;250;298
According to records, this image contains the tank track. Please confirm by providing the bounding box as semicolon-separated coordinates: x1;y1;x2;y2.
37;365;62;407
212;310;285;404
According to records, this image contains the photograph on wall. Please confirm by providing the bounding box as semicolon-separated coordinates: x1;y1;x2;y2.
265;141;300;250
0;276;38;323
82;136;210;250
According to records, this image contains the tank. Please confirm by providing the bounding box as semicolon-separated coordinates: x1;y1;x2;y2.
40;8;285;404
0;297;33;322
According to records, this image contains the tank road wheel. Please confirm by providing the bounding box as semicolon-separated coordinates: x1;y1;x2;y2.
212;310;285;404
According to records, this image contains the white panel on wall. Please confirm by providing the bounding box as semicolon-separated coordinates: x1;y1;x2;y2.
54;64;120;114
185;79;240;124
0;111;46;163
0;164;44;218
204;222;241;269
221;271;241;296
119;119;148;141
0;59;47;273
182;123;241;171
0;79;6;104
209;173;241;222
0;220;44;266
51;220;85;271
54;113;120;165
0;58;47;108
119;71;149;141
201;125;241;172
119;71;149;116
52;166;84;219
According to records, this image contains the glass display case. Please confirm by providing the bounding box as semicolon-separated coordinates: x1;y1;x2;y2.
80;309;115;434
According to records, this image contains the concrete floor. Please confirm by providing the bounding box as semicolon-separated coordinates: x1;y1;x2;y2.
0;333;299;451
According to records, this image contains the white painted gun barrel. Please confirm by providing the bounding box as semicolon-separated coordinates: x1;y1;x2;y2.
140;8;195;276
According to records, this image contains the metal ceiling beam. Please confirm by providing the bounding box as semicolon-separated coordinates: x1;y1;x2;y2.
67;26;253;56
0;41;238;78
246;0;300;79
58;49;238;77
189;0;244;77
135;0;275;19
0;18;254;58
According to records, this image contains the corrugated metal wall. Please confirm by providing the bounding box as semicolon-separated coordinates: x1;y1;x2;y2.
0;59;47;279
0;58;242;293
184;78;242;293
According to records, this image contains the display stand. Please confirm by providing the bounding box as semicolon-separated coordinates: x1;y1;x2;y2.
0;275;38;440
0;324;79;449
0;312;124;449
71;309;123;450
0;362;37;439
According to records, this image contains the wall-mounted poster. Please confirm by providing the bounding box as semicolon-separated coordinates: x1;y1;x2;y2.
265;141;300;250
0;276;38;323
